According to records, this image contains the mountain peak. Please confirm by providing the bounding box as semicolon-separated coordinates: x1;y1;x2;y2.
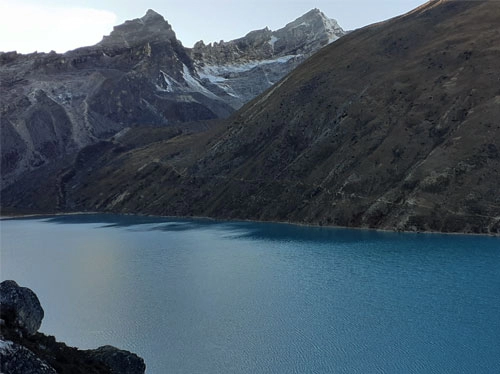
304;8;322;16
299;8;328;20
284;8;341;29
141;9;165;23
98;10;176;48
276;8;344;46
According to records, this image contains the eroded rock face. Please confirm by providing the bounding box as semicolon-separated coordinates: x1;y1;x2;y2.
0;280;44;336
87;346;146;374
0;9;233;189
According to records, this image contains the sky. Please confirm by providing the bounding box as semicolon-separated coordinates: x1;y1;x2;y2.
0;0;426;54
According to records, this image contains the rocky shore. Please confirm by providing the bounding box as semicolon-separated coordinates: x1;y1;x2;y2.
0;280;146;374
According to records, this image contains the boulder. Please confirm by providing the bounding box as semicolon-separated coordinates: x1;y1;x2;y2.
0;280;44;336
87;345;146;374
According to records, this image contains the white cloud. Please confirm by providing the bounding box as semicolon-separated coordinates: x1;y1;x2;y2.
0;1;117;53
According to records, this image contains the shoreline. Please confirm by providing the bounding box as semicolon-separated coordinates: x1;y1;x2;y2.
1;210;499;238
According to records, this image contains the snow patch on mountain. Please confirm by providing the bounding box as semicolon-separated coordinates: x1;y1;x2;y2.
268;36;279;49
157;70;175;92
196;55;299;101
182;64;221;100
198;55;298;79
156;65;222;101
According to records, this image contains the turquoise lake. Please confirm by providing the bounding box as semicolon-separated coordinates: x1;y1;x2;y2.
1;214;499;373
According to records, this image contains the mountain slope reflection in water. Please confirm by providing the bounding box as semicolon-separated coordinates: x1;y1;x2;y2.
1;214;499;373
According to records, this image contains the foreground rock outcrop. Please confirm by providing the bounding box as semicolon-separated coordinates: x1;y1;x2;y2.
0;280;44;336
0;280;145;374
0;340;57;374
86;346;147;374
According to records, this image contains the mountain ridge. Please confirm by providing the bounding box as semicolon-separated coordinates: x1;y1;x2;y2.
0;8;343;189
190;8;344;108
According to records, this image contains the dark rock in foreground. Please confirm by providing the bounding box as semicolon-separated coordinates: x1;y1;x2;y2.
0;280;145;374
0;340;56;374
87;346;147;374
0;280;44;336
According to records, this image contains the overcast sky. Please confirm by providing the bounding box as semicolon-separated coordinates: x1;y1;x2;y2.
0;0;426;54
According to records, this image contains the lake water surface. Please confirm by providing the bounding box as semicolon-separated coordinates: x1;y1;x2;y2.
1;214;499;373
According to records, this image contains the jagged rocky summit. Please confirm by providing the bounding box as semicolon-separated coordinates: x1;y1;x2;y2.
0;8;344;190
0;280;146;374
191;8;345;108
0;9;230;189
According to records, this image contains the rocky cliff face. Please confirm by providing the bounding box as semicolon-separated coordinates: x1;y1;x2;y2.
0;10;233;189
0;9;343;190
0;280;146;374
191;9;345;108
21;0;498;235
